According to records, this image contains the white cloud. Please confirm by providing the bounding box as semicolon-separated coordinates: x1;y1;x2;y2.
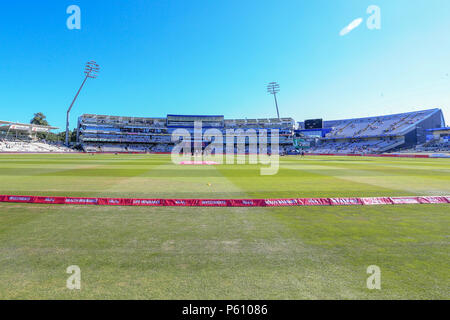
339;18;363;36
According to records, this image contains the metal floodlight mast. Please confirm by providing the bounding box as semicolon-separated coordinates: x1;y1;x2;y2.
267;82;280;119
65;61;100;146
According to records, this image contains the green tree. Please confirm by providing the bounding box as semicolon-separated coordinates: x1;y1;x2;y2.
30;112;49;126
70;129;78;143
57;131;66;142
44;132;61;142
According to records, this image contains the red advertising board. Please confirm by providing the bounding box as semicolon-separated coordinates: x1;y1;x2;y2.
0;195;448;207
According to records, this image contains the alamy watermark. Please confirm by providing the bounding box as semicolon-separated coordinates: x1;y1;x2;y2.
339;5;381;36
66;265;81;290
66;5;81;30
366;265;381;290
171;121;280;175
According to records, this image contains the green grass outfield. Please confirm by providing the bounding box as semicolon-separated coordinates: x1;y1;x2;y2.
0;153;448;299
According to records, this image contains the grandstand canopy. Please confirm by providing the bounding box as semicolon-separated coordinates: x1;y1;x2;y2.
0;120;58;135
166;114;225;127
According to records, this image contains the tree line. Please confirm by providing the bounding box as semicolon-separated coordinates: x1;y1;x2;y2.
30;112;77;143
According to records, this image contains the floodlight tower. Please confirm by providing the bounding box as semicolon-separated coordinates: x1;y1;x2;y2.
65;61;100;146
267;82;280;119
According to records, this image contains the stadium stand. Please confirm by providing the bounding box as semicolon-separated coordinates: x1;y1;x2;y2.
4;108;440;155
310;109;446;154
415;127;450;152
0;120;74;153
0;140;74;153
77;114;296;153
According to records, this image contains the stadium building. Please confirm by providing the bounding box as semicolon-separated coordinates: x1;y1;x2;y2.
77;114;296;153
302;108;446;154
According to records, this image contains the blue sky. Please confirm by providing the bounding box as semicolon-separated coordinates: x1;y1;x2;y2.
0;0;449;130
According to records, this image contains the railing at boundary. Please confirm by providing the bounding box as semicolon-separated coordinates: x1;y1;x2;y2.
0;195;448;207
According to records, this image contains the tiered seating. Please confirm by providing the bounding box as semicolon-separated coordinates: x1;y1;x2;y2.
416;139;450;152
315;109;441;154
82;143;172;153
79;113;295;153
0;140;75;153
324;109;436;139
311;139;404;154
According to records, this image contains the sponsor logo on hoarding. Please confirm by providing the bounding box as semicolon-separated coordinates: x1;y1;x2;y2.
65;198;98;204
9;196;31;201
140;200;161;205
361;197;390;205
390;197;420;204
330;198;361;205
302;198;329;205
265;199;299;206
418;196;448;204
200;200;227;205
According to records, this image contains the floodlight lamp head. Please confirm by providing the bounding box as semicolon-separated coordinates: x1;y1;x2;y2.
84;61;100;79
267;82;280;95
